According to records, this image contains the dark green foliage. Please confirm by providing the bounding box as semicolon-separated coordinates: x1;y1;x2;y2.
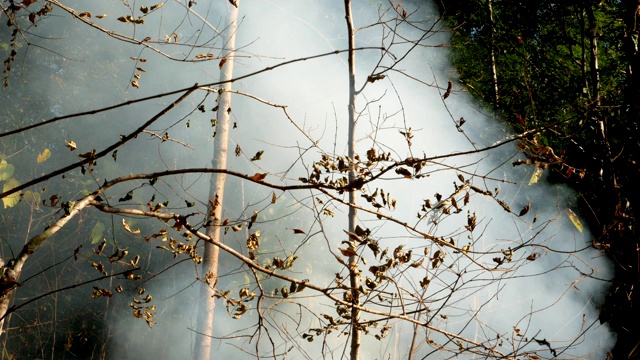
439;1;640;358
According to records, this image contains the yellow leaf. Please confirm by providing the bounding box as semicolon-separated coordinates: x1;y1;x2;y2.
0;159;15;181
65;140;77;151
564;209;583;233
37;148;51;163
2;178;22;208
529;167;543;185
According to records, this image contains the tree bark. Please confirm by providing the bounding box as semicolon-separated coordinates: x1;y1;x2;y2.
344;1;360;359
488;0;499;107
194;2;239;359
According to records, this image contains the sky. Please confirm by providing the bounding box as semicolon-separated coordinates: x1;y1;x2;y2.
0;0;614;359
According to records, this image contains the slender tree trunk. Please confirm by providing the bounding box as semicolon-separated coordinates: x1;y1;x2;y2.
194;2;239;359
586;5;601;106
578;6;589;98
586;4;613;188
343;1;360;359
488;0;499;107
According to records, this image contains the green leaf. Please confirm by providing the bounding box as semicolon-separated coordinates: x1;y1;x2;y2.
91;221;106;244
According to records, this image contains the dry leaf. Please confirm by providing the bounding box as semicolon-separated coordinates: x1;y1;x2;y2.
443;80;453;99
65;140;77;151
37;148;51;163
250;173;267;182
122;219;141;234
529;167;543;185
339;247;358;257
564;208;583;233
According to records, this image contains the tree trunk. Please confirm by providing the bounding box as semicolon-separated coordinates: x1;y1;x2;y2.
343;1;360;359
488;0;499;107
194;2;239;359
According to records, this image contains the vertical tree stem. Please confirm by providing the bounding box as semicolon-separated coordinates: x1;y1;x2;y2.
344;1;360;359
194;2;239;359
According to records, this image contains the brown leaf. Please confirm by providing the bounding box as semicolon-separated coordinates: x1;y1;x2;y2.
78;12;91;18
518;203;530;217
219;57;227;69
339;247;358;257
49;194;60;207
395;167;412;179
291;228;305;234
229;0;238;8
443;80;453;99
251;151;264;161
250;173;267;182
344;230;363;243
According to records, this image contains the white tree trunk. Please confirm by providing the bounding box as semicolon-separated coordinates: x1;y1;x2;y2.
344;1;360;359
194;2;239;359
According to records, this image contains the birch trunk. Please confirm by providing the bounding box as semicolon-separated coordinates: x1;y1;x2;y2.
194;2;239;359
344;1;360;359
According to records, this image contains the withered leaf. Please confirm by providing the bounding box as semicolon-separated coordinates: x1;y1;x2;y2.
250;173;267;182
443;80;453;99
65;140;77;151
248;210;258;229
518;203;530;217
251;151;264;161
339;247;358;257
344;230;363;243
122;219;141;234
119;190;133;202
395;167;412;179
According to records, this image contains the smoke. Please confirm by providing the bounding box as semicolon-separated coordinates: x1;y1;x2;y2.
1;0;614;358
